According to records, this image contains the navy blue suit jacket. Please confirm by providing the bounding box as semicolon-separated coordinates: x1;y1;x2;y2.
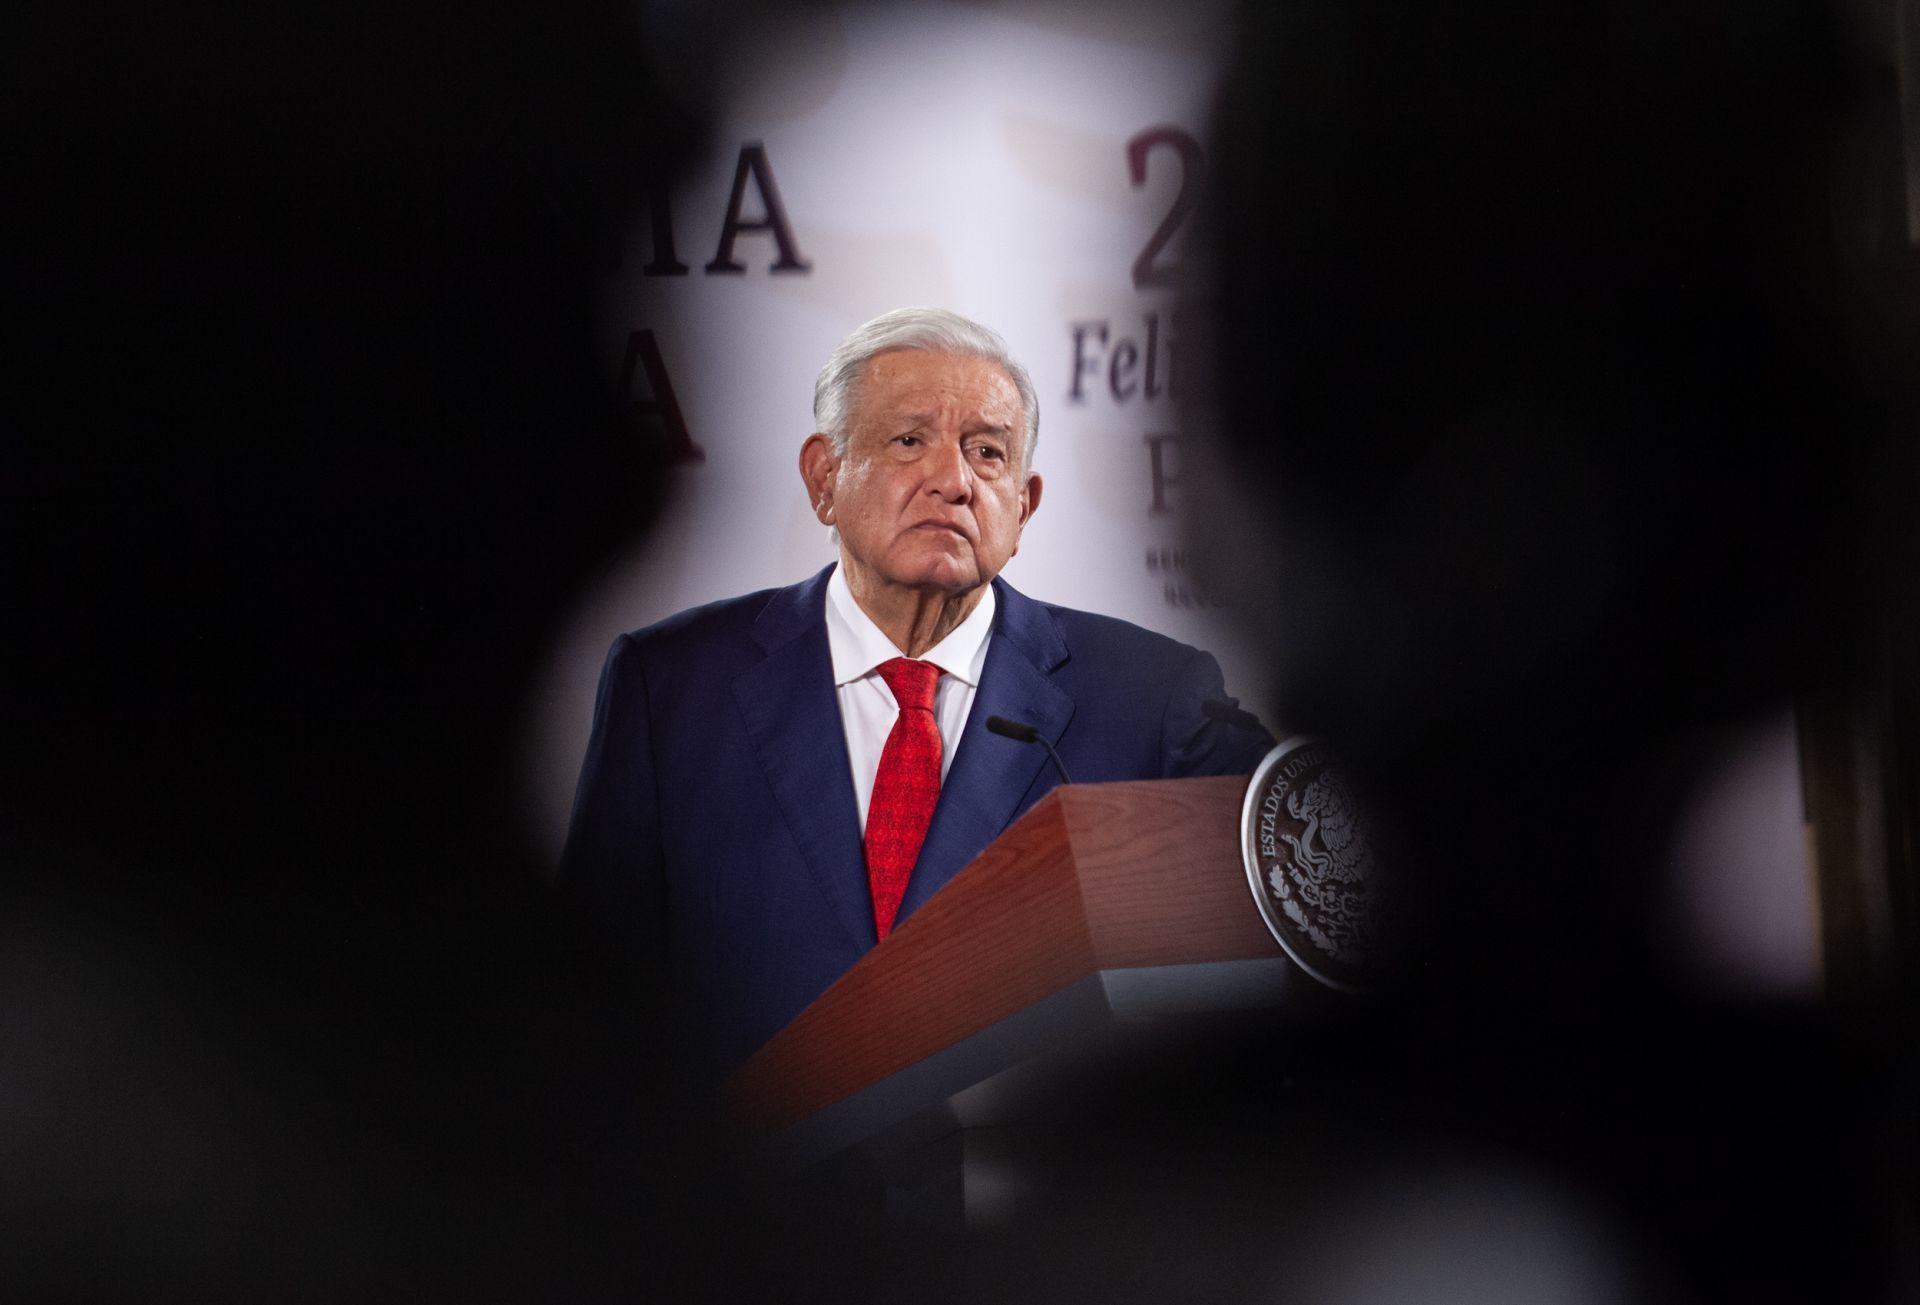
559;565;1271;1075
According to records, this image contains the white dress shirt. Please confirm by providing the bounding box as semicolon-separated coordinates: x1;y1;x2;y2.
824;564;995;833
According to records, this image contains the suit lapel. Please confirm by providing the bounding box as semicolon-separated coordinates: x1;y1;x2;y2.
899;578;1073;919
733;568;876;951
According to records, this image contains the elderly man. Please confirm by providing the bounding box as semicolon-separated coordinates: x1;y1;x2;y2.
561;307;1270;1076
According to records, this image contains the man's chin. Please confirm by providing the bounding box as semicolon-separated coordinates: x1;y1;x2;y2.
920;571;986;597
895;561;987;597
845;544;999;599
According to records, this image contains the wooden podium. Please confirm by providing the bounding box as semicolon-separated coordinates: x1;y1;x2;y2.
725;775;1294;1173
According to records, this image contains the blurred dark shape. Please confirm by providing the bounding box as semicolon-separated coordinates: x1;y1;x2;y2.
1;1;721;1298
1204;0;1920;1001
1199;2;1913;1300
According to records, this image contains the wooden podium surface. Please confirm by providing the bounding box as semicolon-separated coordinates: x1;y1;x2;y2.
726;776;1281;1139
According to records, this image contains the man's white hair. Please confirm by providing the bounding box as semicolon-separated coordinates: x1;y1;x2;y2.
813;307;1040;466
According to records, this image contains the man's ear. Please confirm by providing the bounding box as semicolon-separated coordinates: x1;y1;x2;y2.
1019;472;1043;527
799;434;838;526
1011;471;1043;557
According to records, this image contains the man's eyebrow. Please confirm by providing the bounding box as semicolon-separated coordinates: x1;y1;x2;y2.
880;411;1014;438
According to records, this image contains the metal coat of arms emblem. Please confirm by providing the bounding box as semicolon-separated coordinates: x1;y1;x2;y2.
1240;737;1381;991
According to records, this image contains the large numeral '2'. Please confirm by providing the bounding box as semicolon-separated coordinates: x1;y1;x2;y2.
1127;126;1206;289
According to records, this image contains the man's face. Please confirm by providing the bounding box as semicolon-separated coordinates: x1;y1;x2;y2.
801;349;1040;603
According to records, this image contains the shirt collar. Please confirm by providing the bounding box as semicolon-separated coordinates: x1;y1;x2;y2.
825;563;995;689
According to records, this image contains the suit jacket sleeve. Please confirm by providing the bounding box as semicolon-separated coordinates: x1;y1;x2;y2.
1160;647;1276;776
556;634;667;964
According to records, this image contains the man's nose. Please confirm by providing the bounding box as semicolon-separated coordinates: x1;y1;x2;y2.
924;437;972;500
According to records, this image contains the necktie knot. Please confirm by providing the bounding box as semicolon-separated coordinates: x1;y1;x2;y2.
876;657;941;713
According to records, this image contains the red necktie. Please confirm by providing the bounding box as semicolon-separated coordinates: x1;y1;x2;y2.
865;657;944;940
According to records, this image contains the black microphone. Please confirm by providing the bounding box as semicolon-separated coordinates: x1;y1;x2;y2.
1202;698;1269;734
986;715;1073;786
